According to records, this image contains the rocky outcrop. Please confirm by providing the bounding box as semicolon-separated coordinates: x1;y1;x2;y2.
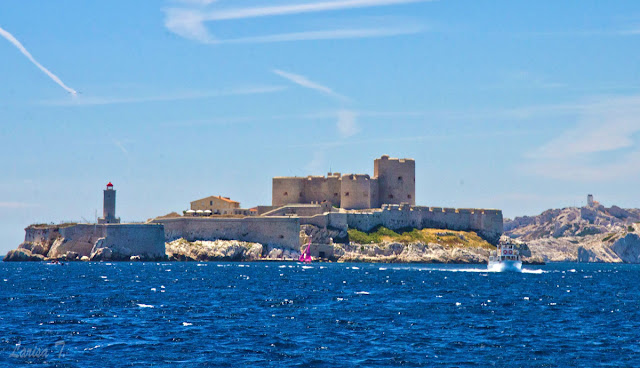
610;233;640;263
505;205;640;241
333;242;491;263
519;227;640;263
504;203;640;263
331;236;543;264
166;239;267;261
4;248;46;262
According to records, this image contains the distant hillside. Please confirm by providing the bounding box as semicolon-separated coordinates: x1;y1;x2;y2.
505;205;640;241
504;204;640;263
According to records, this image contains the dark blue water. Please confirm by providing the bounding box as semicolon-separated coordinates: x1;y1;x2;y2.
1;262;639;367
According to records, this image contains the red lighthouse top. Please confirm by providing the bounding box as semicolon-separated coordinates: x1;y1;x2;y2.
107;182;113;188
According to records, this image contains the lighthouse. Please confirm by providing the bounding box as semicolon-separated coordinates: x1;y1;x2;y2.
98;182;120;224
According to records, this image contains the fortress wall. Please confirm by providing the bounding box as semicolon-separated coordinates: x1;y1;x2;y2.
299;213;329;228
257;205;278;215
261;204;324;217
304;175;341;207
328;212;348;230
154;217;300;250
97;224;166;259
21;225;65;256
43;223;165;259
374;156;416;206
346;206;503;244
24;226;61;244
340;174;372;210
346;211;384;232
272;177;305;206
477;210;504;242
299;212;348;230
48;224;108;258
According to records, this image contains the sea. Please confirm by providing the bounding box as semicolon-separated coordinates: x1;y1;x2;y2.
1;261;639;367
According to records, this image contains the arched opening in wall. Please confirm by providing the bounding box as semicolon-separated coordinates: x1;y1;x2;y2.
345;192;350;196
388;194;394;199
299;192;303;197
407;195;412;199
283;192;288;196
334;193;338;197
363;193;368;197
398;176;403;181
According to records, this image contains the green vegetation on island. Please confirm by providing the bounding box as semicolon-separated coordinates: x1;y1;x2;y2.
347;226;494;249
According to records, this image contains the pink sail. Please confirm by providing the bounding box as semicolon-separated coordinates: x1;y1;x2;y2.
299;238;312;263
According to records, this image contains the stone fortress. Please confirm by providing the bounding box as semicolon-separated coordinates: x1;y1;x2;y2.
7;154;504;261
273;155;415;210
154;154;504;255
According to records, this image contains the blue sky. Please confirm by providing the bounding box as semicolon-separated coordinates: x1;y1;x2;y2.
1;0;639;253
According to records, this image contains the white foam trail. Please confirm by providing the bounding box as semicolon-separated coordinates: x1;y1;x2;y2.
522;269;545;274
0;26;77;95
402;266;547;274
355;291;370;295
137;304;154;308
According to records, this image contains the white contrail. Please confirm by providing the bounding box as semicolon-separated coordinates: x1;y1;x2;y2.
273;69;348;101
0;26;77;95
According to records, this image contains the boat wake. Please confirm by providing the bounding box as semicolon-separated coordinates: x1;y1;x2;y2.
426;266;546;274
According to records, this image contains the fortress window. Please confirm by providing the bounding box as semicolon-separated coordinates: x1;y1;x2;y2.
408;195;412;199
398;176;403;181
363;193;368;197
283;192;288;196
345;192;350;196
210;200;213;205
334;193;338;197
389;194;394;199
299;192;303;197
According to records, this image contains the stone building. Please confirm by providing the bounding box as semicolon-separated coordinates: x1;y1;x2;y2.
190;195;241;214
272;155;415;210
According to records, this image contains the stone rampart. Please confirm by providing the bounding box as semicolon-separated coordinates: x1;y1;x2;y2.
299;212;348;230
93;224;166;259
344;206;503;244
153;217;300;250
11;223;166;261
49;224;107;258
261;204;325;217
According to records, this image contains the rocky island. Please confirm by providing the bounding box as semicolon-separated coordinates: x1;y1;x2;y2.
5;155;512;264
504;195;640;263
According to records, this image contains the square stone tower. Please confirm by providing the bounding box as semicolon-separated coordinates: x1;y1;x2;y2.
374;155;415;207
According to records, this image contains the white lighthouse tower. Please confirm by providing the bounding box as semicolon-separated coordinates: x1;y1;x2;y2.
98;182;120;224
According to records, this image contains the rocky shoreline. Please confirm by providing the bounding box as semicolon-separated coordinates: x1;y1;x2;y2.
505;204;640;263
4;237;546;265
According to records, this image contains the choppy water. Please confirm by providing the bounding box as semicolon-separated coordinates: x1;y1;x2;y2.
1;262;639;367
